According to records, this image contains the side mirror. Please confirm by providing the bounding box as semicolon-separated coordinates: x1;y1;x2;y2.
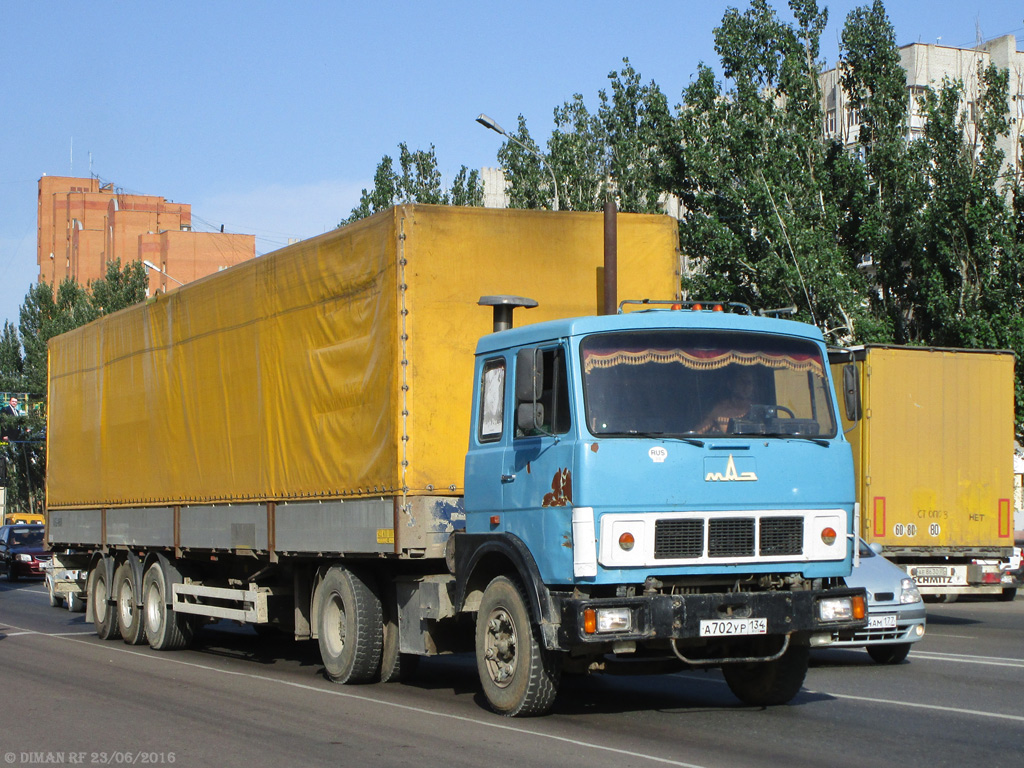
515;348;544;404
517;402;546;434
842;364;862;422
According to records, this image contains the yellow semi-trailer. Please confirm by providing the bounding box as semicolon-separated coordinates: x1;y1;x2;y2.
832;345;1017;601
44;204;683;712
46;204;678;514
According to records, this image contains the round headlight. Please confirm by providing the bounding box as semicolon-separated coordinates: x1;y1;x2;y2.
618;532;635;551
821;527;837;546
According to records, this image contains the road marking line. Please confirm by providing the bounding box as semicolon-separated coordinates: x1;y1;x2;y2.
909;650;1024;668
804;690;1024;723
2;624;710;768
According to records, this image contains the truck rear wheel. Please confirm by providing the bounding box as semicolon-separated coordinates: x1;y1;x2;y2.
143;559;193;651
115;561;147;646
475;576;560;717
379;585;419;683
722;641;809;706
317;566;383;684
90;559;120;641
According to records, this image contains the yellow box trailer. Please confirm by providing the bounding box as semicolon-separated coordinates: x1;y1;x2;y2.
46;204;679;553
832;345;1017;600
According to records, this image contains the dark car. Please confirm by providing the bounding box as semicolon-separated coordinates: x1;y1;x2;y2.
0;524;50;580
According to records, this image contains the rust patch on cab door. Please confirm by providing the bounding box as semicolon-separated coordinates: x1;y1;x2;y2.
542;469;572;507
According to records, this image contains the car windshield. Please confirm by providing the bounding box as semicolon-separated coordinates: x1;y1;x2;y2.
580;329;837;439
8;528;43;547
858;539;876;558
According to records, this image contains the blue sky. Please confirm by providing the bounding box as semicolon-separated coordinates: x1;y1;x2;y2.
1;1;1021;327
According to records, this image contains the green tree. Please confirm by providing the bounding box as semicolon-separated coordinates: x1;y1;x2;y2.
661;0;870;339
341;144;484;225
90;258;150;316
1;260;149;516
496;116;553;210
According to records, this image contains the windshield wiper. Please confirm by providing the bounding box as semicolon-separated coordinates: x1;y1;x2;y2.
760;432;830;447
612;430;706;447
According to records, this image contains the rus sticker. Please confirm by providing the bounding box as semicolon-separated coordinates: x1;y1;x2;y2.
649;446;668;463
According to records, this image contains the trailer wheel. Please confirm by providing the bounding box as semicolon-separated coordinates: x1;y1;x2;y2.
722;641;809;706
67;589;85;613
475;576;560;717
90;559;120;641
143;560;193;651
998;588;1016;602
379;585;419;683
317;566;383;684
114;561;147;646
46;574;61;607
866;642;911;664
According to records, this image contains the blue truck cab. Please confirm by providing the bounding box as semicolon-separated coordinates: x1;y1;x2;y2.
458;301;867;715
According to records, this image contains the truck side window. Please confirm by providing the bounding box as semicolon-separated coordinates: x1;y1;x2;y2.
478;358;506;443
516;347;571;438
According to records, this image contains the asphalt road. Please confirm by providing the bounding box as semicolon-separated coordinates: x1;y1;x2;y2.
1;579;1021;768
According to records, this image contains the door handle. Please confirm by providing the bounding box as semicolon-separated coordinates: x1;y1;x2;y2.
501;473;516;483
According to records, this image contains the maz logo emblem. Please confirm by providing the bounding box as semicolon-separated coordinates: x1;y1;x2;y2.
705;454;758;482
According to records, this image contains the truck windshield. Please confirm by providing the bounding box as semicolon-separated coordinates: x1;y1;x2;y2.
580;330;837;439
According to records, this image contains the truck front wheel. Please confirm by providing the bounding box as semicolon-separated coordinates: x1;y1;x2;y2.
721;641;809;706
317;566;383;684
90;559;120;641
475;576;560;717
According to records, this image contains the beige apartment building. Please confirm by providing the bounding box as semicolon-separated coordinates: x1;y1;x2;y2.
821;34;1024;181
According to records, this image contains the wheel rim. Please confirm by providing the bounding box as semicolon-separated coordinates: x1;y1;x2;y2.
145;579;162;633
94;574;109;622
323;592;347;658
483;606;518;689
119;578;134;626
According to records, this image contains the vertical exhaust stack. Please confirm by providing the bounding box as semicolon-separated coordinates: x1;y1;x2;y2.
603;199;617;315
478;295;538;333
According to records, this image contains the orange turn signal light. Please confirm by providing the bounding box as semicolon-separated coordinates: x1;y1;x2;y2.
821;527;837;546
583;608;597;634
853;594;866;620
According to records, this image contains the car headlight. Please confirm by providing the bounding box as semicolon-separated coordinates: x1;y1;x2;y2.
15;554;33;562
900;577;922;604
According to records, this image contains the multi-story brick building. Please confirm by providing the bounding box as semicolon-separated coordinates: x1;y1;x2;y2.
820;34;1024;181
37;176;255;294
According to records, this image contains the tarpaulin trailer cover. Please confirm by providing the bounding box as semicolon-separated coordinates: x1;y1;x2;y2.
46;204;680;509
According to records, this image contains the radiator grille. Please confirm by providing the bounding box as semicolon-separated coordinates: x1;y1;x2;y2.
652;515;806;560
708;518;755;557
759;516;804;556
654;519;704;559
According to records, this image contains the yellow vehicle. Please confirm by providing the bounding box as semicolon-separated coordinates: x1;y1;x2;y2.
832;345;1017;601
3;512;45;525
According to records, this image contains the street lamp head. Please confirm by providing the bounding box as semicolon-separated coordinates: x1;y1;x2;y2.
476;113;506;136
142;260;159;271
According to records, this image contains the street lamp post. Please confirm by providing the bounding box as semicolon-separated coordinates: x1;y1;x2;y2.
476;113;560;211
142;259;185;287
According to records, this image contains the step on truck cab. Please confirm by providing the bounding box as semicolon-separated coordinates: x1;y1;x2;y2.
459;300;867;714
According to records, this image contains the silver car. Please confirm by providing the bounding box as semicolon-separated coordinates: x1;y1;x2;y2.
825;539;927;664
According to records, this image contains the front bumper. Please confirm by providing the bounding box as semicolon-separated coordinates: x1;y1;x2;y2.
826;604;926;647
555;586;866;648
